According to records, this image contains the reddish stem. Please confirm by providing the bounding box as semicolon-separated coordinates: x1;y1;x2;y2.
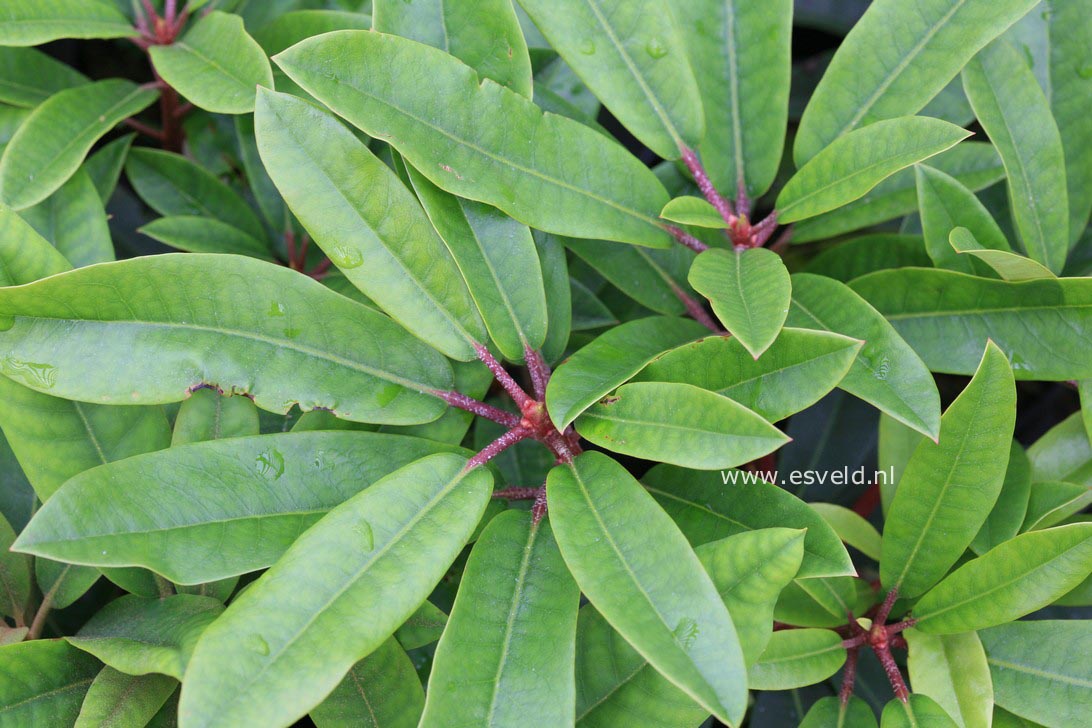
296;233;312;270
531;487;549;524
431;390;520;428
680;147;736;224
285;230;298;269
464;427;530;470
124;117;164;141
669;280;722;333
157;81;184;153
474;343;533;409
768;224;794;254
875;588;900;626
492;486;540;500
664;224;710;253
750;212;780;247
524;346;551;401
736;178;751;220
165;0;178;25
840;646;860;706
852;483;881;518
307;258;333;280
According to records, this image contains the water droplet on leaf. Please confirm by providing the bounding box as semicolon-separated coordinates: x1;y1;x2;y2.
329;245;364;269
355;520;374;551
1;357;57;389
255;449;285;480
578;39;596;55
646;38;667;59
268;302;286;317
250;634;270;655
1078;65;1092;79
673;617;699;649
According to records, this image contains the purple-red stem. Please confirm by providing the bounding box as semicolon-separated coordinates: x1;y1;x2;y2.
664;224;709;253
669;280;722;333
474;343;533;410
432;390;520;428
680;147;736;224
839;646;859;706
524;346;551;401
492;486;541;500
464;427;530;470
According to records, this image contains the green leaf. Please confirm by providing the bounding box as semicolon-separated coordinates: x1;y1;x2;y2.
881;341;1016;598
394;601;448;651
809;503;882;561
916;164;1010;272
748;629;845;691
0;79;157;209
254;88;487;361
179;454;492;728
0;640;100;725
636;328;862;423
254;11;373;57
516;0;702;159
962;39;1069;272
0;46;87;107
0;513;29;623
689;247;791;358
879;413;927;515
534;231;572;363
274;30;672;247
125;148;265;241
789;576;861;624
793;142;1004;243
800;696;878;728
420;511;578;727
310;638;424;728
949;227;1055;281
373;0;531;98
149;11;273;114
779;117;971;223
979;620;1091;728
1048;1;1092;245
20;167;114;267
880;694;958;728
1028;412;1092;486
0;0;135;45
570;278;617;331
1022;482;1092;532
850;269;1092;380
787;273;941;439
139;216;274;261
564;236;692;316
971;442;1032;555
405;164;547;362
74;668;177;728
67;594;223;679
84;133;134;203
794;0;1038;164
660;196;726;229
35;559;99;610
675;0;791;197
547;452;747;726
171;388;259;445
576;381;789;470
0;254;451;424
15;431;466;584
906;630;993;728
644;463;855;579
912;523;1092;633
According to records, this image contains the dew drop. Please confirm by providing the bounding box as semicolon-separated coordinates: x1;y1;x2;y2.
282;327;301;339
1078;65;1092;79
673;617;699;649
646;38;668;59
268;302;286;317
578;39;596;55
355;520;374;551
329;245;364;269
250;634;270;656
255;449;285;480
1;357;57;389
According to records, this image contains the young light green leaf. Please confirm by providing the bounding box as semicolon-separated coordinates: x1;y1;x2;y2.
660;196;727;229
74;668;177;728
149;11;273;114
421;511;578;727
179;454;492;728
881;341;1016;598
1028;411;1092;486
978;620;1091;728
0;0;136;45
971;442;1032;555
916;164;1010;272
794;0;1038;164
547;452;747;726
171;388;259;445
139;216;275;261
800;696;878;728
963;39;1069;273
374;0;531;98
576;382;789;470
1048;1;1092;245
545;316;708;429
809;504;882;561
906;630;993;728
912;523;1092;633
254;88;487;361
1022;482;1092;532
0;47;87;107
274;30;672;247
636;329;862;423
643;464;855;579
748;629;845;691
850;269;1092;380
778;117;971;223
517;0;703;160
310;638;424;728
880;694;958;728
675;0;791;197
689;247;791;358
0;640;100;725
0;79;157;209
0;254;451;424
20;167;113;267
15;431;467;584
787;273;941;439
949;227;1055;281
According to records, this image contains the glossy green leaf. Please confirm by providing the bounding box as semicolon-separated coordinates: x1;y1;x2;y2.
789;576;861;624
881;694;958;728
0;47;87;107
374;0;531;98
254;10;373;57
84;133;134;203
912;524;1092;633
16;431;465;584
534;231;572;363
879;412;927;515
675;0;791;196
394;601;448;651
74;668;177;728
689;247;791;358
547;452;747;726
644;463;855;579
800;696;878;728
274;30;672;247
971;442;1032;555
0;513;28;622
421;511;578;727
254;88;486;360
125;148;265;241
20;167;113;267
809;504;882;561
916;164;1010;272
546;316;706;429
570;278;617;331
0;0;135;45
35;559;99;610
794;0;1038;164
517;0;702;159
1048;1;1092;245
1022;481;1092;532
851;269;1092;380
636;328;862;423
1080;380;1092;446
0;640;100;726
906;630;993;728
660;196;726;229
0;80;156;209
171;388;259;445
1028;412;1092;486
139;216;274;261
179;454;492;728
748;629;845;691
962;39;1068;272
310;638;424;728
564;236;692;316
149;11;273;114
0;254;451;424
949;227;1055;281
779;117;971;223
787;273;941;439
576;381;789;470
405;164;547;361
978;620;1091;728
881;342;1015;598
